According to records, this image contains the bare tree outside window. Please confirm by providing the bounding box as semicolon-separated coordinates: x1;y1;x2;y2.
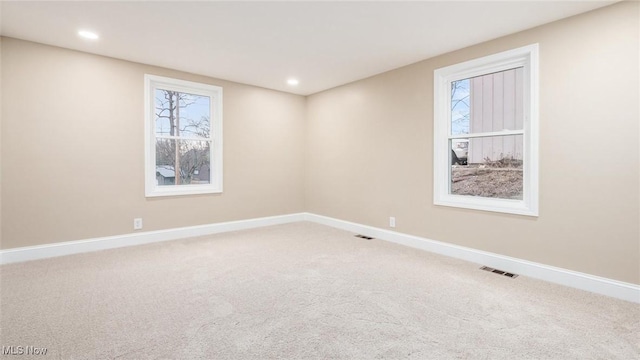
451;79;470;136
154;90;211;186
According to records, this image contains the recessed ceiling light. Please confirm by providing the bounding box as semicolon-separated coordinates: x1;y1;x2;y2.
78;30;99;40
287;78;299;86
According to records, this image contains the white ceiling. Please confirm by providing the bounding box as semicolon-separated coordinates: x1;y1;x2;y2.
0;1;616;95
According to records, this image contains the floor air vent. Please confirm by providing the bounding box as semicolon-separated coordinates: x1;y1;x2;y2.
480;266;518;278
355;234;374;240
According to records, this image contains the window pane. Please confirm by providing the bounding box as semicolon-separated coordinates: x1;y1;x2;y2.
451;67;524;135
155;89;211;139
155;139;211;186
450;135;523;200
451;79;470;135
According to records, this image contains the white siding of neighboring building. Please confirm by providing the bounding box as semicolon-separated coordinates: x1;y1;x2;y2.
469;67;524;164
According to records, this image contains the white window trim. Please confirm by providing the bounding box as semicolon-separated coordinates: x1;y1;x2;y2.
144;74;223;197
433;44;539;216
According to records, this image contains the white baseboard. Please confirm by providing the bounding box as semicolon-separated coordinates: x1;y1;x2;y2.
303;213;640;304
2;211;637;303
0;213;305;265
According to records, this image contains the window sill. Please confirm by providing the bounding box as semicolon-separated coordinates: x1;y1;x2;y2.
434;194;538;217
145;185;222;198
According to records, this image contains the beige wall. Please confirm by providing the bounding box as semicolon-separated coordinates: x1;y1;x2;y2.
1;37;306;249
1;2;638;285
0;37;3;247
306;2;639;284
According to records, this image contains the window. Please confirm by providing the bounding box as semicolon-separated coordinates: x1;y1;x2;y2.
144;75;223;197
433;44;539;216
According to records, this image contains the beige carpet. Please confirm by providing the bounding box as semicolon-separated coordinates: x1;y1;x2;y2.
1;222;638;359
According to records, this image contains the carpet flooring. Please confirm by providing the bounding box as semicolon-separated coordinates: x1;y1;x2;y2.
0;222;638;359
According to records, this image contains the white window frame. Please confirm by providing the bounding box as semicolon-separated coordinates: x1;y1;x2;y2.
433;44;539;216
144;74;223;197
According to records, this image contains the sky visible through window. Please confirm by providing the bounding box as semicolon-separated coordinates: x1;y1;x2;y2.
153;89;212;186
451;79;470;135
155;90;211;138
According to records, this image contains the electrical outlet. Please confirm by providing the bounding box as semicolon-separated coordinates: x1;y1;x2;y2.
133;218;143;230
389;217;396;228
